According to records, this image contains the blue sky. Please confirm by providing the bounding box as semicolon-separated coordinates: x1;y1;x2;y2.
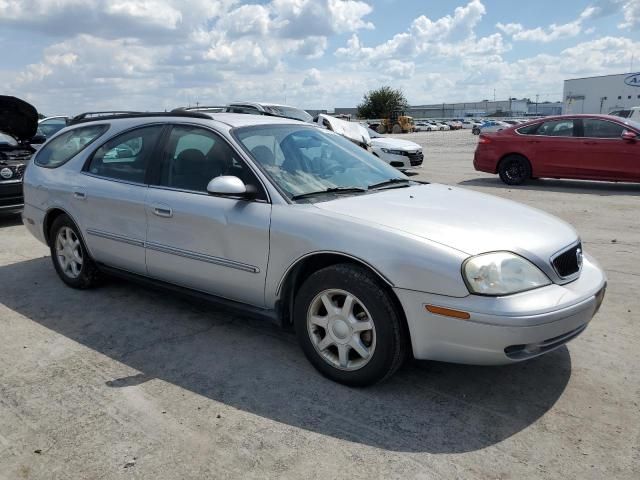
1;0;638;115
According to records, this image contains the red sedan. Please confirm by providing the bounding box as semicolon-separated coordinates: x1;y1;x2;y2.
474;114;640;185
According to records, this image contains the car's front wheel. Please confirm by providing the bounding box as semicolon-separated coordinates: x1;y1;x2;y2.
49;214;100;289
498;154;531;185
294;264;407;386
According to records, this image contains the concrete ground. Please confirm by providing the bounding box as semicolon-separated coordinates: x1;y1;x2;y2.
0;129;638;479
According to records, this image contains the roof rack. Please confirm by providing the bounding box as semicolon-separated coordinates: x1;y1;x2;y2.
68;110;212;125
172;106;226;113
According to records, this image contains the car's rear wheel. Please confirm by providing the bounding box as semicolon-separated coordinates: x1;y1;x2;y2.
294;264;407;386
392;124;402;134
498;155;531;185
49;215;100;289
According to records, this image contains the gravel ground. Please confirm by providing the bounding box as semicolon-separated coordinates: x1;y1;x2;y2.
0;129;638;479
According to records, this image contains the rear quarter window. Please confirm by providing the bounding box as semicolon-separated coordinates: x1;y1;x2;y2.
35;124;108;168
516;123;541;135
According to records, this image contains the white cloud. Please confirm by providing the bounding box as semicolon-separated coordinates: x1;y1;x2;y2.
2;0;639;115
619;0;640;29
496;6;596;43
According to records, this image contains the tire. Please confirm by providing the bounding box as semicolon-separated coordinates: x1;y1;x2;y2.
392;124;402;134
294;264;408;386
377;125;387;134
49;214;100;289
498;155;532;185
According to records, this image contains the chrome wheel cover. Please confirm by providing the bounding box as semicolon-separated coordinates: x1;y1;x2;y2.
307;289;376;371
55;226;83;279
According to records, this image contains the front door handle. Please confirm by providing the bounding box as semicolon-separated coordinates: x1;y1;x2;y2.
73;191;86;200
152;204;173;218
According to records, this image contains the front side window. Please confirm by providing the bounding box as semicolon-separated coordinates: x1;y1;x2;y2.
35;124;108;168
536;119;575;137
87;125;162;183
582;119;625;138
235;125;406;200
157;125;264;198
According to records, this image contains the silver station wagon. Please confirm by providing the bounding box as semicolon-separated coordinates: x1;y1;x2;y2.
22;112;607;386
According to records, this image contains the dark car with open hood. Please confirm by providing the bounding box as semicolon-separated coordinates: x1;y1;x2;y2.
0;95;40;214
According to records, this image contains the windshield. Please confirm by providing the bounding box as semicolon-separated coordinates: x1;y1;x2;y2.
263;105;313;123
610;110;631;118
366;127;382;138
235;125;407;200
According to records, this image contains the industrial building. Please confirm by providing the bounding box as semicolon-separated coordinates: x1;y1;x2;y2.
563;72;640;114
332;98;562;120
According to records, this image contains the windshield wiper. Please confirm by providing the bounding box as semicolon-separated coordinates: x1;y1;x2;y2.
367;178;411;190
291;187;367;200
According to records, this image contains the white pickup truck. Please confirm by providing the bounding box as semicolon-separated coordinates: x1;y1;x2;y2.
609;106;640;120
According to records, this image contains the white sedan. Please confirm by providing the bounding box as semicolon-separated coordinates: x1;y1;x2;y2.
367;128;423;170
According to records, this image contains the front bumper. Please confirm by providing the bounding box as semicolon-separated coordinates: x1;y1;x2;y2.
0;180;24;214
379;151;424;170
395;255;607;365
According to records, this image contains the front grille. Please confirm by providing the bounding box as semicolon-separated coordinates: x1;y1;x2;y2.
552;243;582;278
0;163;26;181
408;151;423;166
15;164;26;179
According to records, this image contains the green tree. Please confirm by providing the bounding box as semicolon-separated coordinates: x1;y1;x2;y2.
357;86;409;119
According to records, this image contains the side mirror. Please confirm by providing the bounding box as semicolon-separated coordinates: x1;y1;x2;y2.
206;176;255;198
621;130;637;142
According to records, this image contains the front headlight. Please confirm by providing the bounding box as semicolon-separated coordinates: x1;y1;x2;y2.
381;148;405;155
463;252;551;296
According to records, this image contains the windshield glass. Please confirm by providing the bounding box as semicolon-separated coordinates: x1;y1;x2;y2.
235;125;407;200
366;127;382;138
263;106;313;123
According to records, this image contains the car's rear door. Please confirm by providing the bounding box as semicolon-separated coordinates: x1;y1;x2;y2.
577;118;640;181
144;124;271;307
527;118;584;178
76;124;165;275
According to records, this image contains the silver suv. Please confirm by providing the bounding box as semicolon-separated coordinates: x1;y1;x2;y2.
23;112;606;386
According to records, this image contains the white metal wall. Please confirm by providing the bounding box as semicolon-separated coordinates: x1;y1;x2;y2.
563;73;640;114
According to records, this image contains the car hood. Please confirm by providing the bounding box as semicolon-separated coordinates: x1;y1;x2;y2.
0;96;38;141
314;184;578;258
371;138;421;151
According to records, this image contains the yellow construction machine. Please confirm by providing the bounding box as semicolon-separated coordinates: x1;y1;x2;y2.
377;110;415;134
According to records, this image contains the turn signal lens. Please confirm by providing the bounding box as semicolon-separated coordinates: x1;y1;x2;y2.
425;305;470;320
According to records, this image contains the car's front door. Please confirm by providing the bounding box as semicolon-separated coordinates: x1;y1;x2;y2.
77;125;165;275
528;118;584;177
577;118;640;181
145;124;271;307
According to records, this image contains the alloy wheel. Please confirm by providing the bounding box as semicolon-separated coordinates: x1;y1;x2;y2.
55;226;83;279
307;289;376;371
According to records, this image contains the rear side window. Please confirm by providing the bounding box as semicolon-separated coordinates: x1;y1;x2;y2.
35;124;108;168
582;119;625;138
516;123;541;135
87;125;163;184
536;119;575;137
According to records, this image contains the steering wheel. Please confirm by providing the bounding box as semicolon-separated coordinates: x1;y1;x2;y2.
320;163;345;178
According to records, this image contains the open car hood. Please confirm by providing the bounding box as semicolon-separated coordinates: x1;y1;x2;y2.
0;96;38;141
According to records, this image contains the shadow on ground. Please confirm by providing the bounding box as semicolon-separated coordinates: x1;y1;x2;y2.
459;177;640;196
0;257;572;454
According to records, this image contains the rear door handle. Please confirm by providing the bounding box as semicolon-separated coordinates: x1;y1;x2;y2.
152;204;173;218
73;191;86;200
